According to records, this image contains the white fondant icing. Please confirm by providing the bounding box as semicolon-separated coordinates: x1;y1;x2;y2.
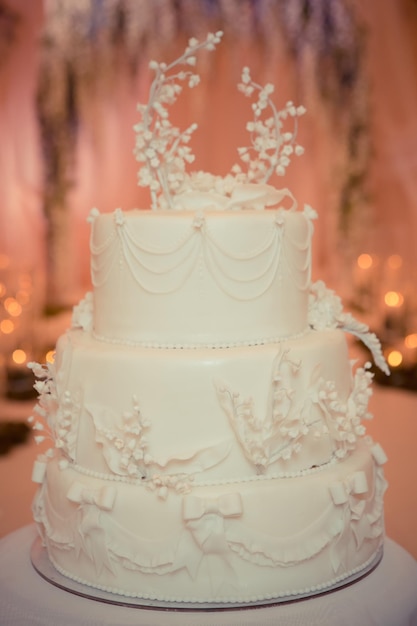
34;327;367;482
28;184;387;604
28;27;388;602
33;442;384;603
91;208;313;345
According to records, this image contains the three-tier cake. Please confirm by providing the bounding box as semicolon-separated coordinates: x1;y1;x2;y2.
29;32;388;606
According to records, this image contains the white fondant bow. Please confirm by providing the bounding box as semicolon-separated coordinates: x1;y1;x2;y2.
67;482;117;512
183;493;243;556
371;443;387;466
179;493;243;593
67;482;116;575
32;456;48;484
330;470;373;551
183;493;243;521
329;471;368;507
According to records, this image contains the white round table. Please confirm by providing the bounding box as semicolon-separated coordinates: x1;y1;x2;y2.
1;525;417;626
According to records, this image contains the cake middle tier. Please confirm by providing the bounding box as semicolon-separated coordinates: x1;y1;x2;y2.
90;208;313;345
51;328;368;483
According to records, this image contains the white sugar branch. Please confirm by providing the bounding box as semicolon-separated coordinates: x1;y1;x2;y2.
134;32;223;209
215;348;311;473
235;66;306;183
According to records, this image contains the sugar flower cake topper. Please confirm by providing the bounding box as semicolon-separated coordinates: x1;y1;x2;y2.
131;32;387;374
134;32;306;210
235;66;305;182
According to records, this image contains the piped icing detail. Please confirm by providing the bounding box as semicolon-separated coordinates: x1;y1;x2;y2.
38;547;382;603
89;206;313;301
33;448;340;488
91;327;310;349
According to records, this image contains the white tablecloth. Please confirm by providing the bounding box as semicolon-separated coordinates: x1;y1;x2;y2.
1;525;417;626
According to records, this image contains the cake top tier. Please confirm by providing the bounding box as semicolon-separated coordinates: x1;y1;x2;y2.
89;204;314;347
85;33;318;346
79;34;389;369
133;31;306;211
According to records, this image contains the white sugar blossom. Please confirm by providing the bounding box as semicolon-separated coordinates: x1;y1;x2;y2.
72;292;93;332
309;281;389;375
134;32;223;209
28;360;80;461
134;32;314;209
303;204;318;221
235;66;306;183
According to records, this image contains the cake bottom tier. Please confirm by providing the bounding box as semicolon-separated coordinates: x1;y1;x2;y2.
32;440;386;605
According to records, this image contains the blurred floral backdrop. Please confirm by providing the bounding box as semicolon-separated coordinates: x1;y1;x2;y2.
0;0;417;316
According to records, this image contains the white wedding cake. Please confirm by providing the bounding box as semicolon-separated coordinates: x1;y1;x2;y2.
29;33;388;606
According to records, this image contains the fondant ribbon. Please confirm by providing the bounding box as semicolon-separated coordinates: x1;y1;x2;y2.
67;482;116;575
371;443;388;466
330;470;372;551
183;493;243;522
183;493;242;557
329;471;368;507
67;482;116;511
180;493;243;592
32;455;48;484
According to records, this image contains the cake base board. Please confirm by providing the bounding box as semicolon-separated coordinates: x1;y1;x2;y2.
31;537;383;611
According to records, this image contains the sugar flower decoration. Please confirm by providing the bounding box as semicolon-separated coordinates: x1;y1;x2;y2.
134;34;308;210
234;66;306;183
134;32;223;209
308;280;390;376
72;292;93;332
27;360;79;461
